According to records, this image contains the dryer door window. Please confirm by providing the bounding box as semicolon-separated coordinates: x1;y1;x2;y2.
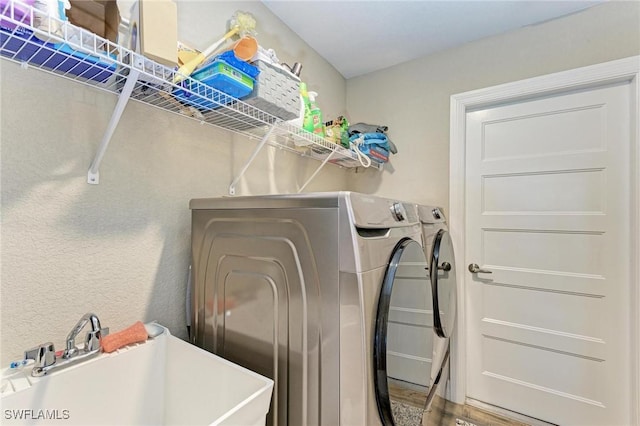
374;238;432;426
430;229;457;339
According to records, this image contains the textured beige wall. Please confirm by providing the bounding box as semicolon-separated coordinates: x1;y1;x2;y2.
346;1;640;215
0;1;347;364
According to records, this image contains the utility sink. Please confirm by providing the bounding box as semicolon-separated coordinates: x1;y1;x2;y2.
1;325;273;425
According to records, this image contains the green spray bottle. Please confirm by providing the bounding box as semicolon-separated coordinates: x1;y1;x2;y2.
307;91;325;138
300;82;314;134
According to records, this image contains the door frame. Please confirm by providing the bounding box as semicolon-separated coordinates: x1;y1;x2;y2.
449;55;640;424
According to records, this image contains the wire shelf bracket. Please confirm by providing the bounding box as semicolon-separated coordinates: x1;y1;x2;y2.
229;123;277;195
87;69;140;184
297;149;336;193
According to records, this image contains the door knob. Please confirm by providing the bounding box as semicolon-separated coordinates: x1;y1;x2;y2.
424;262;452;272
438;262;451;271
468;263;492;274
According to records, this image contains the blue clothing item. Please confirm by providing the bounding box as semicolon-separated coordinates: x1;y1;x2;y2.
348;123;398;154
350;133;390;163
362;145;389;163
349;132;390;150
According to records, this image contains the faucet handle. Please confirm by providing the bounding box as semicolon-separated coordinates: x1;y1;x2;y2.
85;327;109;352
24;342;56;368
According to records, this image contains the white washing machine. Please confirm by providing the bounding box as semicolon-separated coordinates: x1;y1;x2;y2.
189;192;450;425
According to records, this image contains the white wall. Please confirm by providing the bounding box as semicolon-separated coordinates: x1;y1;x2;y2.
346;1;640;215
0;1;347;364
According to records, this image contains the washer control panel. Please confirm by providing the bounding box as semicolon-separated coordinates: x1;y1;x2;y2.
349;193;419;227
390;202;407;222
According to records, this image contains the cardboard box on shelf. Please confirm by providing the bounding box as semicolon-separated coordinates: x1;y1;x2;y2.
66;0;120;44
130;0;178;67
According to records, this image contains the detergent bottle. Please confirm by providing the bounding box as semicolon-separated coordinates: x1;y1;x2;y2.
300;82;314;134
307;91;325;138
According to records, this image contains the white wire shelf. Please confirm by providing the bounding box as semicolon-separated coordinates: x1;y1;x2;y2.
0;0;381;193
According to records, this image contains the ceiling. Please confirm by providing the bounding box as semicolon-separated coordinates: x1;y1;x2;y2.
262;1;605;79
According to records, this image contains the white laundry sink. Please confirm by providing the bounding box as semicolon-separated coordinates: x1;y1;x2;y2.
0;325;273;425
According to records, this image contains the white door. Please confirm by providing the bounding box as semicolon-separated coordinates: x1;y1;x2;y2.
465;82;632;425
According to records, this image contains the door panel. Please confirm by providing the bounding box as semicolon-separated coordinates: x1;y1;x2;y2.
481;104;605;160
481;336;605;403
482;169;605;213
465;82;631;425
482;229;605;276
482;285;605;339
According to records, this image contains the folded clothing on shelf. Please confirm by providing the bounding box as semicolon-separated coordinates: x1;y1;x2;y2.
363;145;389;163
350;132;391;164
348;122;398;155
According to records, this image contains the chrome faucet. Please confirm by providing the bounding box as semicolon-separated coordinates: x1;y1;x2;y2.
23;313;109;377
63;313;106;359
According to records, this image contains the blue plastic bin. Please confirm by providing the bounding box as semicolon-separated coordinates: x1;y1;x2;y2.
173;56;257;111
0;26;117;83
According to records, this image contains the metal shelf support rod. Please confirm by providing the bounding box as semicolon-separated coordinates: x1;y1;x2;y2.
87;69;141;184
228;123;277;195
297;150;336;193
